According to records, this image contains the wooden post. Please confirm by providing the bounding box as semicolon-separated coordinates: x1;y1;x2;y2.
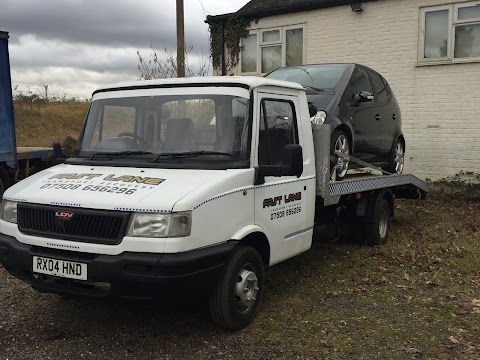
176;0;185;78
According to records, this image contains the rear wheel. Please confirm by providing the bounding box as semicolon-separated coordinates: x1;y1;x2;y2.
385;139;405;174
330;130;350;180
364;198;391;245
209;246;264;330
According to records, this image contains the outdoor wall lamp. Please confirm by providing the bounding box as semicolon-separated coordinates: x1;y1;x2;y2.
351;3;363;12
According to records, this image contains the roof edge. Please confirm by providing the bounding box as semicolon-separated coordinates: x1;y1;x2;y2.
206;0;374;23
205;12;236;24
92;76;305;96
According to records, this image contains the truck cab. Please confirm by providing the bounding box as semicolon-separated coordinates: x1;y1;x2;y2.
0;77;317;330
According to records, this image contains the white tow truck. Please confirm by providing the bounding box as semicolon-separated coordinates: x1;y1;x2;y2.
0;77;427;330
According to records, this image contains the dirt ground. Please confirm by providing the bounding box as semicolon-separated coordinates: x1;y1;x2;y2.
1;186;479;359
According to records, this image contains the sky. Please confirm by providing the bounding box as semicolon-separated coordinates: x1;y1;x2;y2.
0;0;250;99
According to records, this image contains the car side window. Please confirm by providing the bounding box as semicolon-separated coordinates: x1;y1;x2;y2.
343;76;357;104
258;99;298;165
381;76;392;101
352;67;373;95
368;70;389;104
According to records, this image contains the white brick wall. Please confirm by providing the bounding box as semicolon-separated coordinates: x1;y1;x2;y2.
232;0;480;180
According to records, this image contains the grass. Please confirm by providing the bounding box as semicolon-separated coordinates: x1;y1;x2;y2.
0;186;478;359
246;186;480;359
14;100;88;147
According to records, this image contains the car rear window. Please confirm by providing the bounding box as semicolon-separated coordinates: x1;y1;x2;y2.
368;70;389;104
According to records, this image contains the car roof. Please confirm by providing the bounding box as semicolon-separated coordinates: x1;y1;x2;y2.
269;63;355;70
93;76;304;95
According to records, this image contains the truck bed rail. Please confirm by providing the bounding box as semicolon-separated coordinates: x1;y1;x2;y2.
329;173;427;197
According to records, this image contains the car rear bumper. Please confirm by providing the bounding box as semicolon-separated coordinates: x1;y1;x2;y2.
0;233;236;299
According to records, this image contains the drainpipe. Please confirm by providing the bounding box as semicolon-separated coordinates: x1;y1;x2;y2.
221;19;226;76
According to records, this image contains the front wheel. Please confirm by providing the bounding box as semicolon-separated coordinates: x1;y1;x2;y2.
330;130;350;180
209;246;264;330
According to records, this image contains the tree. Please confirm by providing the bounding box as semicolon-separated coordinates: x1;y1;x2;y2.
137;43;210;80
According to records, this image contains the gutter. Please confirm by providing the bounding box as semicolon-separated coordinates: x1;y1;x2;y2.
205;1;374;23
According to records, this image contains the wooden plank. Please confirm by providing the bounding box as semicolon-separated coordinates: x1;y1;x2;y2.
16;147;54;161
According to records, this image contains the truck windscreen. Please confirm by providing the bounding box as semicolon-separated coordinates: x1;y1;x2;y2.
75;92;251;167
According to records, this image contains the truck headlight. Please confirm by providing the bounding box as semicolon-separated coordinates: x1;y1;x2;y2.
1;200;18;224
126;212;191;238
169;212;192;237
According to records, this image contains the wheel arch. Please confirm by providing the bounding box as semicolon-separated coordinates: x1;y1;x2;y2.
355;188;395;218
383;189;395;218
370;188;394;218
231;227;270;266
357;188;395;246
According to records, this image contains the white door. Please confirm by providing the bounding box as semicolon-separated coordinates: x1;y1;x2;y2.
254;93;312;265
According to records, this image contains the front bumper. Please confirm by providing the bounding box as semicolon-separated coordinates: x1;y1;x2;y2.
0;233;237;299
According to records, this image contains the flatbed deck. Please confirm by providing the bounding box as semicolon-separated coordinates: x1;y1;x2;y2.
313;124;427;206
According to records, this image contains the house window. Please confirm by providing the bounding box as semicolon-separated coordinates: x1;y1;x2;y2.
286;28;304;66
241;25;305;74
420;2;480;63
241;34;258;73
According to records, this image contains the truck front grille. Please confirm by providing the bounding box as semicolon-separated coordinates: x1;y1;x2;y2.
17;203;131;245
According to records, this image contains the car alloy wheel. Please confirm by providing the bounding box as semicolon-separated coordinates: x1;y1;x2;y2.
333;132;349;179
393;141;404;174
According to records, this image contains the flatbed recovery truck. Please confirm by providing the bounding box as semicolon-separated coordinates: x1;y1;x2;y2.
0;76;427;330
0;31;57;197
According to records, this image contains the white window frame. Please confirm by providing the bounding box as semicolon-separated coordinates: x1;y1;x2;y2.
260;28;282;45
284;25;306;69
419;2;480;65
240;24;306;75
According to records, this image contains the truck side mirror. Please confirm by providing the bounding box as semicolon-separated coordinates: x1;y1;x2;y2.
52;141;65;164
308;102;317;117
281;144;303;177
53;141;62;158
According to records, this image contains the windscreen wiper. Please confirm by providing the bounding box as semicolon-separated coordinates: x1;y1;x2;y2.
302;84;327;92
153;151;233;162
294;68;327;92
89;151;153;160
